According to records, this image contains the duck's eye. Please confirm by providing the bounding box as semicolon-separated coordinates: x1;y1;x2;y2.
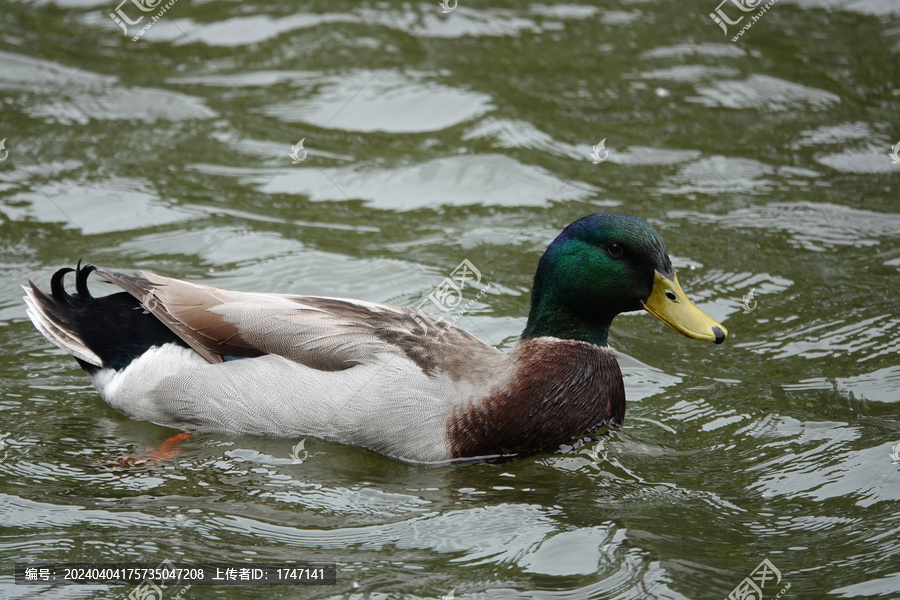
606;242;624;259
665;290;677;301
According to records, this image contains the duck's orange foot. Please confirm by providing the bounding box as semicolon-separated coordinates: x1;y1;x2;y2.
97;433;193;469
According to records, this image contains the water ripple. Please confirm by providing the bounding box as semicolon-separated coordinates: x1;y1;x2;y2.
262;70;493;133
190;154;596;210
689;74;841;111
0;51;215;124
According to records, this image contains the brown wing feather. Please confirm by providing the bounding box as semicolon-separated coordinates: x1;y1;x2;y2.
95;269;508;379
96;269;263;364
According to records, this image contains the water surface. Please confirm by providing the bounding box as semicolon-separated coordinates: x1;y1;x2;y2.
1;1;899;598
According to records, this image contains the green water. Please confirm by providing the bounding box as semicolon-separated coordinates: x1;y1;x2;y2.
1;0;899;598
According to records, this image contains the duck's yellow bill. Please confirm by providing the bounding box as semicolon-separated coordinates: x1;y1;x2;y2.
642;271;727;344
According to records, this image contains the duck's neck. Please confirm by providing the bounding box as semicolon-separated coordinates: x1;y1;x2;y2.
522;310;611;346
446;337;625;459
521;290;615;346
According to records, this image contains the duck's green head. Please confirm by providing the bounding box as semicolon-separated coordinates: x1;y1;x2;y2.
522;213;726;347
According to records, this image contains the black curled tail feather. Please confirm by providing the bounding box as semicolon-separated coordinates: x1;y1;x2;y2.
23;263;188;373
49;267;75;302
75;261;97;299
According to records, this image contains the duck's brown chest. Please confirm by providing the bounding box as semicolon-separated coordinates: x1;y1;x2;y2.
446;338;624;459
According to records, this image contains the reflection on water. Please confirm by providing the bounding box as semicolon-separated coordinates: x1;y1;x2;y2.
191;154;596;209
263;70;494;132
1;0;899;599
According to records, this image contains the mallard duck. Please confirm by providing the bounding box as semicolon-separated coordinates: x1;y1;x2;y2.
22;213;726;463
